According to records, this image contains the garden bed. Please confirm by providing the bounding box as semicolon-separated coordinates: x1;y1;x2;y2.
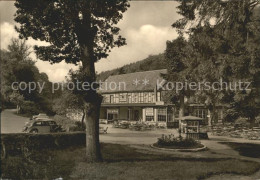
212;124;260;140
152;134;206;151
153;142;204;149
151;143;206;152
113;121;166;131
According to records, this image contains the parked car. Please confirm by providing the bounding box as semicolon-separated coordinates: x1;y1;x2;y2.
23;119;65;133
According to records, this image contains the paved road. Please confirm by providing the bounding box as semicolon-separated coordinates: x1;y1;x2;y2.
1;109;29;133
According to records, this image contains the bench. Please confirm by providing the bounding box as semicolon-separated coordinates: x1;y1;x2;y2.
99;127;108;134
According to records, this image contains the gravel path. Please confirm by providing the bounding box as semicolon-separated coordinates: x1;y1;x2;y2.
1;109;29;133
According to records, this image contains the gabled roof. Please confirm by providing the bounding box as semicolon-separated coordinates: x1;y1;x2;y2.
99;69;167;93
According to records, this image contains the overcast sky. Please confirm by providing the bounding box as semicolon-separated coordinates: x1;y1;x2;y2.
0;1;181;82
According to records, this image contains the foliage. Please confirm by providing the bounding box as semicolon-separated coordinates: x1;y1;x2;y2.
69;121;86;132
19;101;41;116
14;0;130;161
234;117;251;129
163;36;198;117
53;87;84;116
53;115;76;131
256;116;260;124
97;54;166;81
223;108;240;123
2;144;260;179
172;0;260;123
9;91;24;107
155;134;202;148
14;0;129;64
1;132;86;158
0;39;54;115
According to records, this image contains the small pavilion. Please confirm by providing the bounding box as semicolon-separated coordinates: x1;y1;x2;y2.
178;116;203;139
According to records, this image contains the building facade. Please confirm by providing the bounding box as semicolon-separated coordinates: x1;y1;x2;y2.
99;69;175;126
98;69;226;126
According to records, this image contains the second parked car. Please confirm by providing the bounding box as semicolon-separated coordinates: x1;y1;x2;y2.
23;119;65;133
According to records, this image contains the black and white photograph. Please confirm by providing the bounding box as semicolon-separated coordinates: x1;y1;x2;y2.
0;0;260;179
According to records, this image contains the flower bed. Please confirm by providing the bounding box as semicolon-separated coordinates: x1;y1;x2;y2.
153;134;204;149
113;121;166;131
212;124;260;140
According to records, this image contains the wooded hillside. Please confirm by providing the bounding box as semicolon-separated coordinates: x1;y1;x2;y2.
97;53;166;81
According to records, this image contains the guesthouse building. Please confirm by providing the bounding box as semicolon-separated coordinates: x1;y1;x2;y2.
99;69;175;126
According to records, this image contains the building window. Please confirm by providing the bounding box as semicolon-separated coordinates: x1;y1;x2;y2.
119;93;127;102
144;93;148;103
115;94;119;103
151;93;155;102
195;109;206;119
140;92;144;103
133;93;138;103
145;108;154;121
103;95;110;103
146;116;154;121
157;92;161;101
110;95;114;103
158;108;167;122
128;94;132;103
148;92;151;102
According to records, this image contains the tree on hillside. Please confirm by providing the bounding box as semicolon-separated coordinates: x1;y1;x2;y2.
9;91;24;114
164;36;196;118
15;0;129;162
1;39;54;115
97;53;167;81
53;89;86;123
172;0;260;124
53;69;86;126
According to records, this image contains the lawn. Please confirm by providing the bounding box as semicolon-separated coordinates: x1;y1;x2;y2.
1;143;260;180
220;142;260;158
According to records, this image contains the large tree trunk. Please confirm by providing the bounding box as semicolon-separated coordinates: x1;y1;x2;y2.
179;94;185;118
81;42;103;162
84;96;102;162
77;10;103;162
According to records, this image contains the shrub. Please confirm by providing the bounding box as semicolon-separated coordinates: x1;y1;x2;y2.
1;132;86;158
20;101;41;116
223;108;240;123
69;121;86;132
255;116;260;124
53;115;86;132
155;134;202;148
235;117;250;128
53;115;76;131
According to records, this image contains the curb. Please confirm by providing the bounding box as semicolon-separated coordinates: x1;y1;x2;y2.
150;144;207;152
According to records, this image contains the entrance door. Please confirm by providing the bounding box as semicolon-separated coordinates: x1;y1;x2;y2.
127;109;132;120
134;110;139;121
108;113;118;120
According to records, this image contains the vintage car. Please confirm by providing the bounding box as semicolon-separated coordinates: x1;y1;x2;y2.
23;119;65;133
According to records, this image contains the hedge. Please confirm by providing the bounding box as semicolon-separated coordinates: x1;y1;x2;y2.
1;132;86;159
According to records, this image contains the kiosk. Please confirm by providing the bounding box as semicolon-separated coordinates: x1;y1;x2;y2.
179;116;203;139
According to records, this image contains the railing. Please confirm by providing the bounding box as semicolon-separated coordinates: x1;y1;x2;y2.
185;132;209;140
186;133;200;140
